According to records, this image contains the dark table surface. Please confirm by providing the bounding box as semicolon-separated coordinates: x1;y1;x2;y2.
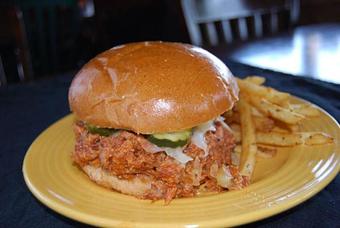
0;60;339;227
210;23;340;85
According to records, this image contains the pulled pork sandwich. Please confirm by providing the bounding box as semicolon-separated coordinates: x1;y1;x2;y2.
69;41;247;203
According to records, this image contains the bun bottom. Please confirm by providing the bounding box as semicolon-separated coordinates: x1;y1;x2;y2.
82;165;152;197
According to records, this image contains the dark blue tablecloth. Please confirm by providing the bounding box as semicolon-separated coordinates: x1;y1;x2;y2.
0;60;339;227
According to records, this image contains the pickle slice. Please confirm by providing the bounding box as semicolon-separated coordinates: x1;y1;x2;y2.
152;129;192;142
85;124;118;136
147;135;188;148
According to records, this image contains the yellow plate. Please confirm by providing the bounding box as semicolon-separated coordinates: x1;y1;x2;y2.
23;98;340;227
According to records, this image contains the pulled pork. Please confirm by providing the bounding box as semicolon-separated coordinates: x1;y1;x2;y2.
73;121;247;202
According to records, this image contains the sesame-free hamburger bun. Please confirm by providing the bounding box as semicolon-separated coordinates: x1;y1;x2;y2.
69;41;238;134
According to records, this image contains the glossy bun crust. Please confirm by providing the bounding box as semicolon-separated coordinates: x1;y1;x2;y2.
69;42;238;134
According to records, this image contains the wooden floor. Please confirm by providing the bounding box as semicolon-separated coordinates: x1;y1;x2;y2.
219;23;340;84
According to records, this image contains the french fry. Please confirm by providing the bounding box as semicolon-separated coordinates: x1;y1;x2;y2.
232;144;277;162
273;119;301;132
271;126;290;133
251;107;264;117
249;97;305;125
234;144;242;153
232;129;241;143
289;104;320;117
256;132;302;146
230;124;241;143
286;124;300;132
232;145;242;166
237;78;290;104
257;146;277;158
230;120;274;142
256;131;333;146
299;132;334;145
225;110;274;132
239;98;257;178
253;116;275;132
244;76;266;85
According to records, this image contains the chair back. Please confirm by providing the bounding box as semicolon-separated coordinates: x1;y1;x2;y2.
19;0;78;75
181;0;300;46
0;5;33;85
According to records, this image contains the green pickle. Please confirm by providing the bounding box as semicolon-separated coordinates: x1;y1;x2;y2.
85;123;192;147
148;129;192;148
85;124;118;136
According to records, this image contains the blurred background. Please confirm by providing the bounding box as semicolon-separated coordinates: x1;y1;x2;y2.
1;0;340;86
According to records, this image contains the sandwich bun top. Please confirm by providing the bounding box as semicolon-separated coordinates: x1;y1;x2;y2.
68;41;238;134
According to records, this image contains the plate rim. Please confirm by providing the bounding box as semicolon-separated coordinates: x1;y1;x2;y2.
22;97;340;227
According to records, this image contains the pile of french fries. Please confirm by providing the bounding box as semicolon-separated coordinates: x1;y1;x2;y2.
225;76;334;181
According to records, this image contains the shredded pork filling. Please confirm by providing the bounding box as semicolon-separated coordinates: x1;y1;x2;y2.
73;121;247;202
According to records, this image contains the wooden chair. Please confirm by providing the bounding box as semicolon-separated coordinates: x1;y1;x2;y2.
0;5;33;85
18;0;79;75
181;0;300;46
